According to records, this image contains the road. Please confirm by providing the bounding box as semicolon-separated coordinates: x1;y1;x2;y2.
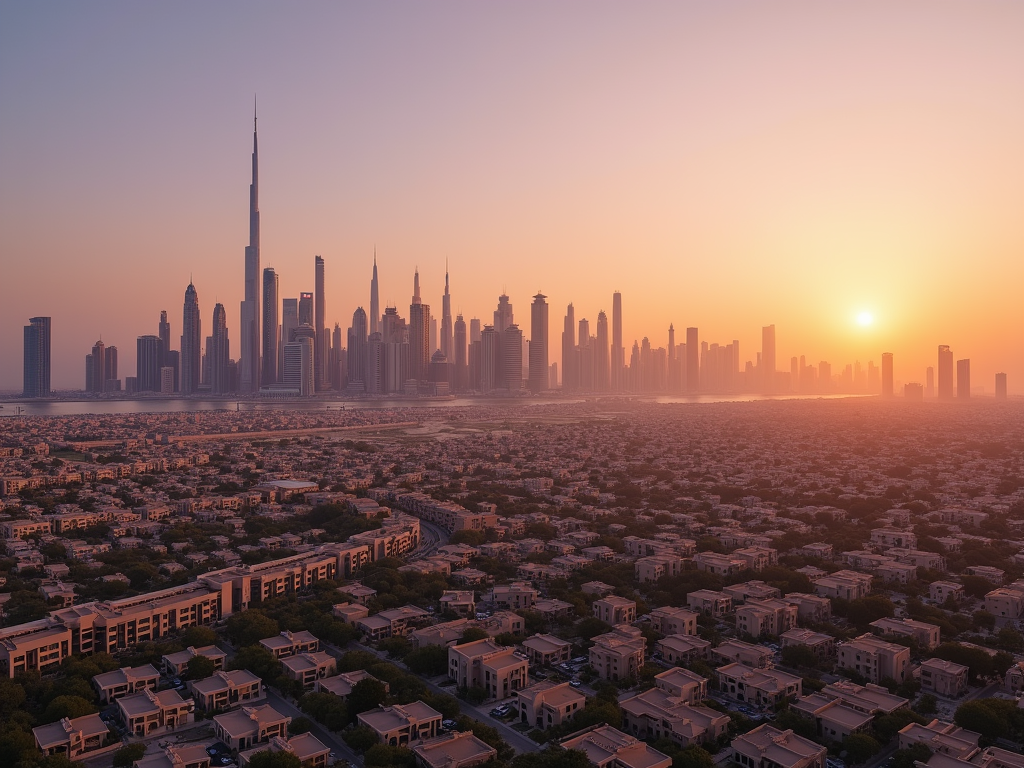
408;519;449;561
342;640;540;756
265;688;361;766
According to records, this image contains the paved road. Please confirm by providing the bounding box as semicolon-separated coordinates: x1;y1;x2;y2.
408;519;449;561
342;640;540;756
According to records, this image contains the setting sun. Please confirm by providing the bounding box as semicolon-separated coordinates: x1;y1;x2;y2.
857;311;874;327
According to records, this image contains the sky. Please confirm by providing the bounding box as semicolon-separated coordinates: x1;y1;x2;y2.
1;1;1023;393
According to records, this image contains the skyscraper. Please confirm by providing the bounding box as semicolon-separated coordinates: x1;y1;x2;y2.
23;317;51;398
239;104;261;393
211;303;230;395
159;311;171;364
409;270;430;382
881;352;893;397
937;345;954;400
262;267;279;386
686;327;699;392
441;263;453;361
528;293;549;393
561;304;575;392
995;373;1007;399
88;340;105;393
611;291;623;390
348;308;368;390
136;335;163;393
315;255;326;390
480;325;499;391
104;345;117;389
331;323;344;390
181;281;201;395
299;292;313;327
503;324;524;391
454;314;468;392
926;366;935;398
761;324;776;393
956;359;970;399
370;251;380;337
280;298;298;374
596;311;609;392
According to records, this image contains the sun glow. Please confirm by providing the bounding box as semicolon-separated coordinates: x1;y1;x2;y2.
856;311;874;327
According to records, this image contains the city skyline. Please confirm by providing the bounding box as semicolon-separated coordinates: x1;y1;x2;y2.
2;3;1023;391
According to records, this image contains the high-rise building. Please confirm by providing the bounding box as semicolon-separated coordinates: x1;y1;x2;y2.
211;303;230;395
299;292;313;327
926;366;935;398
104;345;118;390
159;311;171;363
881;353;894;397
937;345;954;400
596;311;609;392
761;324;776;393
262;267;279;386
280;297;298;374
956;359;970;399
454;314;468;392
409;270;430;382
686;327;699;392
561;304;575;391
370;251;380;337
528;293;549;393
441;263;453;361
315;255;326;390
283;337;314;396
331;323;344;390
181;281;201;395
23;317;51;398
347;308;368;390
503;324;524;391
239;105;261;393
995;373;1007;400
87;340;105;393
611;291;623;391
480;325;499;392
136;335;163;393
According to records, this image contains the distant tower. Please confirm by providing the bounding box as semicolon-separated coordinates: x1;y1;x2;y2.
441;263;453;361
211;302;230;395
881;353;894;397
239;103;261;393
136;335;164;393
280;298;298;375
686;327;699;392
181;281;201;395
315;255;326;390
89;340;105;393
409;270;430;382
611;291;623;390
159;310;171;364
23;317;51;398
370;250;380;337
480;325;499;392
937;345;954;399
995;373;1007;399
503;324;524;391
761;324;776;393
347;308;368;390
596;311;609;392
454;314;468;392
668;324;676;391
262;267;279;386
956;359;971;399
561;304;576;391
299;292;313;327
528;293;549;393
926;366;935;398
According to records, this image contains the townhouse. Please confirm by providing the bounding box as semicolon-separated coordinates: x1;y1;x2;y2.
589;625;646;682
117;688;195;737
592;596;637;625
213;704;291;753
447;639;529;700
919;658;969;698
280;651;337;689
560;725;672;768
521;633;572;666
656;634;711;665
732;725;826;768
357;701;443;746
837;634;910;684
869;617;941;651
513;680;586;730
92;664;160;704
649;606;698;636
412;732;498;768
32;714;109;759
191;670;264;712
258;630;319;660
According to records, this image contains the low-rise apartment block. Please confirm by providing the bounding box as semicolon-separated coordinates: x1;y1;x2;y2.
837;634;910;683
657;634;711;665
560;725;672;768
191;670;264;712
780;629;835;661
813;571;874;601
412;731;498;768
238;734;330;768
984;583;1024;620
724;581;782;604
621;669;729;747
732;724;826;768
486;582;538;611
736;599;798;638
693;552;747;576
686;589;732;617
869;617;941;650
919;658;969;698
32;713;108;759
162;645;227;677
213;703;291;752
117;688;195;737
589;625;646;682
357;700;443;746
712;639;775;669
259;630;319;659
592;596;637;625
649;606;698;636
92;664;160;704
783;593;832;623
280;651;337;689
716;663;802;709
448;638;528;700
930;581;965;604
521;633;572;666
513;680;585;729
315;669;388;700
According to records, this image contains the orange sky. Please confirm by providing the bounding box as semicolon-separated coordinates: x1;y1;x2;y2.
1;2;1022;392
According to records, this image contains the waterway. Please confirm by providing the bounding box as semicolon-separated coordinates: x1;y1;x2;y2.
0;393;866;418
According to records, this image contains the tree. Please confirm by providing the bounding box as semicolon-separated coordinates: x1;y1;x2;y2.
299;692;348;731
226;609;279;647
181;625;219;648
185;654;216;680
892;745;932;768
245;750;302;768
842;733;882;764
364;745;416;768
449;530;485;546
288;716;313;734
846;596;895;628
404;645;449;676
954;699;1017;743
914;694;937;715
673;746;716;768
460;627;489;644
343;725;379;753
228;645;281;680
781;644;819;670
113;743;148;767
348;678;389;721
43;695;97;722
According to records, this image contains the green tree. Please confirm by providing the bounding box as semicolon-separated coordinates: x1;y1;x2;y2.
847;596;895;628
348;678;389;722
364;745;416;768
228;645;281;680
343;725;380;753
673;746;716;768
181;625;219;648
842;733;882;764
185;654;217;680
914;694;937;716
289;716;314;734
954;699;1018;743
892;745;932;768
113;743;148;767
781;644;818;670
460;627;489;643
43;695;97;722
404;645;449;676
245;750;302;768
226;609;279;647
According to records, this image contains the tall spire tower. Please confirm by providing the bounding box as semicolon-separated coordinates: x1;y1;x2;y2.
413;268;421;305
370;249;380;337
239;99;261;393
440;261;452;360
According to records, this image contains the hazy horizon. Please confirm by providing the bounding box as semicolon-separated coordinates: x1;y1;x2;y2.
2;2;1023;392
